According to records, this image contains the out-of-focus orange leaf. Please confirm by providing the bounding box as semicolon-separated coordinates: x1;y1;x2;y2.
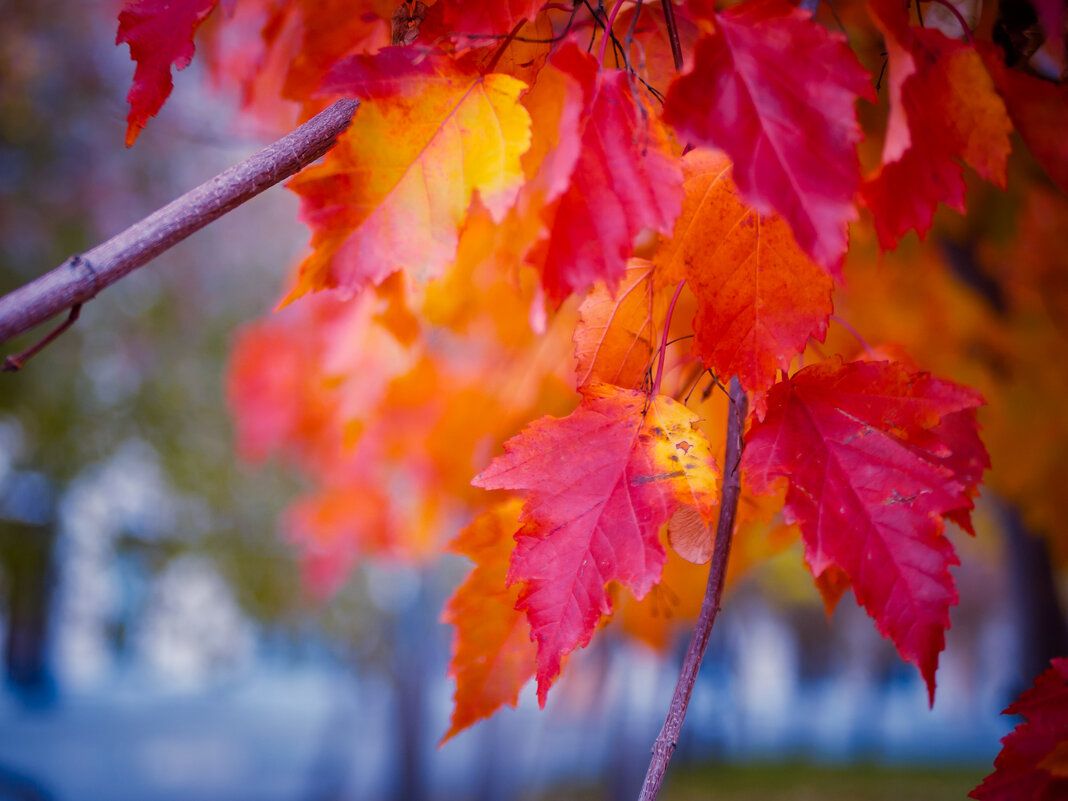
442;500;537;742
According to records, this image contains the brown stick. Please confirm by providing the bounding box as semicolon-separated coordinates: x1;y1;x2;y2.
638;376;749;801
0;97;360;350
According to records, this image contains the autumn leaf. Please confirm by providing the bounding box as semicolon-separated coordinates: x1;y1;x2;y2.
439;0;547;37
473;383;719;703
529;53;682;304
282;0;395;106
655;150;834;414
971;658;1068;801
574;260;666;391
861;0;1012;249
743;358;988;702
285;485;394;597
117;0;219;146
662;0;873;274
442;500;538;743
979;42;1068;195
285;48;531;301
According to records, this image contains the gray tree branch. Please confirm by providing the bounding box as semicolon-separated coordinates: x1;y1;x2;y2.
0;97;359;356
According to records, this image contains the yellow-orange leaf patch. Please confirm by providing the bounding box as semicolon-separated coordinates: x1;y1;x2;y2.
286;49;531;301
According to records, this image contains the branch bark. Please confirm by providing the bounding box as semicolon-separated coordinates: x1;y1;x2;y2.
638;376;749;800
0;97;360;349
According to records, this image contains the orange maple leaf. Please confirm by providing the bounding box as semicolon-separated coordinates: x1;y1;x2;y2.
656;150;834;416
441;500;537;743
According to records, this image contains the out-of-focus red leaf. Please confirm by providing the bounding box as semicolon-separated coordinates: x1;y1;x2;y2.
117;0;219;146
441;500;537;742
662;0;873;275
473;383;719;703
743;358;987;702
861;0;1012;249
971;658;1068;800
979;42;1068;195
285;485;394;597
439;0;547;36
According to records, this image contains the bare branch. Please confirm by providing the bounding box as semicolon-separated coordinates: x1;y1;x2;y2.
0;98;360;351
638;376;749;800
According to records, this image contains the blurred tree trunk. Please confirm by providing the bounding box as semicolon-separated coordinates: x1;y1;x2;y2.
393;571;428;801
0;520;55;704
1002;503;1068;694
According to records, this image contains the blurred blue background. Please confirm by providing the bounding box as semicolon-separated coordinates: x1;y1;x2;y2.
0;1;1058;799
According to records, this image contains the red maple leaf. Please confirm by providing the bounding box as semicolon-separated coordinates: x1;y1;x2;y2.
117;0;219;146
972;658;1068;801
742;358;988;701
662;0;873;275
473;383;719;703
529;50;682;304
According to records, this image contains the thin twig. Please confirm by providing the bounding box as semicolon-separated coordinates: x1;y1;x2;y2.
0;97;360;353
638;376;749;801
660;0;684;72
2;304;81;372
652;281;686;396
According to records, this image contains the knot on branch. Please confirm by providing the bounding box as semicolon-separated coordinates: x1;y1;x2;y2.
67;254;100;300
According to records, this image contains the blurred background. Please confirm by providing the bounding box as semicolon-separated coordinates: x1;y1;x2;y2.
0;0;1064;799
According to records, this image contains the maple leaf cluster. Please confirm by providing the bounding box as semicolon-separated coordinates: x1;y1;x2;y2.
114;0;1068;743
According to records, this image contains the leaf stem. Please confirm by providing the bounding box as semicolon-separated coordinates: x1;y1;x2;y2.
598;0;628;66
830;314;876;359
638;376;748;801
652;281;686;396
484;19;527;73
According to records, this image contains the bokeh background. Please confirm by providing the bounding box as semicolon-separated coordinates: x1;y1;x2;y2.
0;0;1064;799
